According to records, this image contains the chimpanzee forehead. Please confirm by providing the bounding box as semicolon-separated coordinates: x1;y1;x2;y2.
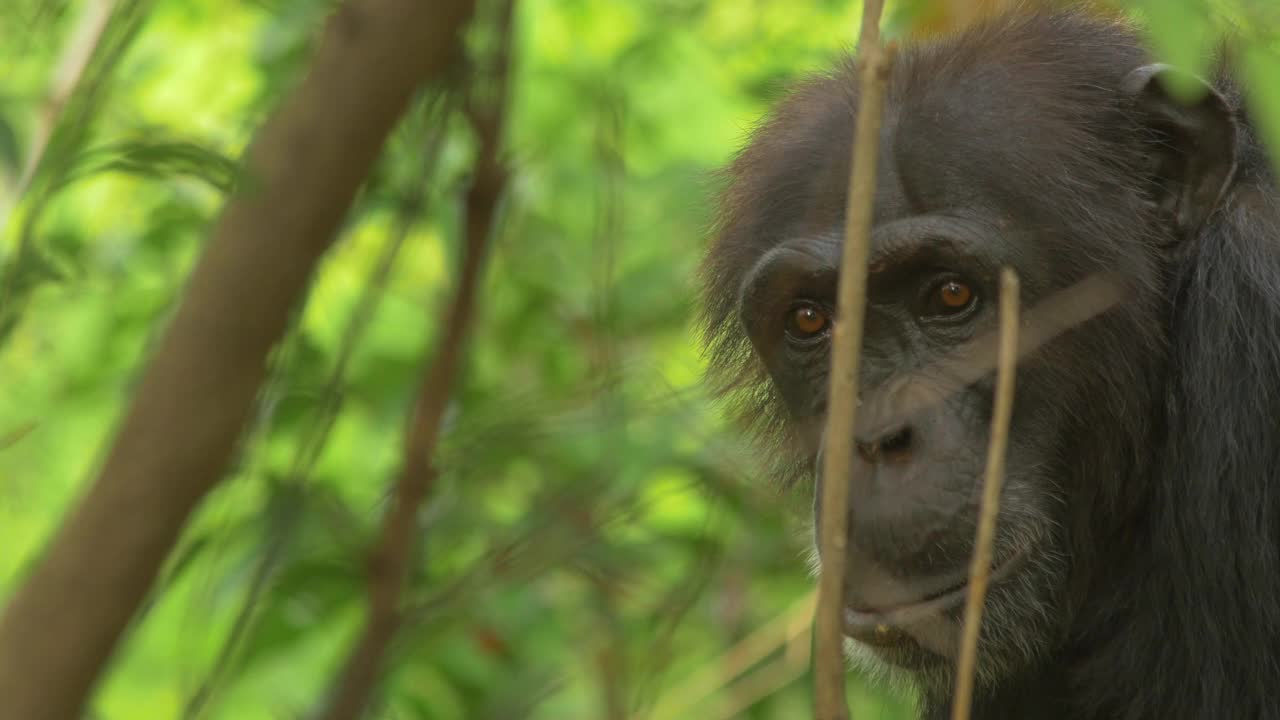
706;11;1160;311
793;19;1150;225
889;40;1142;208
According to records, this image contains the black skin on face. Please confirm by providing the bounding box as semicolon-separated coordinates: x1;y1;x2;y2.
700;10;1280;720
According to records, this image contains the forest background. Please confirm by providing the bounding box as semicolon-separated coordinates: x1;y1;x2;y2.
1;1;1277;718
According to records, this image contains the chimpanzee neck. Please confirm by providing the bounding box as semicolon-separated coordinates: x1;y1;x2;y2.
918;664;1076;720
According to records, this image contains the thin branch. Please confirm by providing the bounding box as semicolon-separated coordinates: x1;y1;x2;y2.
710;641;811;720
0;2;476;717
855;272;1123;441
181;105;455;717
813;1;891;718
314;2;516;718
596;621;629;720
181;498;295;720
951;268;1021;720
183;96;458;720
0;0;115;225
0;0;130;329
643;591;817;720
0;421;38;452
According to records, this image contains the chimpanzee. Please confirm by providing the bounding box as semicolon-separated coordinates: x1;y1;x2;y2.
700;9;1280;719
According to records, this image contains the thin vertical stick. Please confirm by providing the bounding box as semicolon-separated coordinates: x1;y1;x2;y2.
951;268;1021;720
813;1;891;718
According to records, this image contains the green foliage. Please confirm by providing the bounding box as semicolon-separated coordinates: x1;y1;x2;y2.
1;1;1277;718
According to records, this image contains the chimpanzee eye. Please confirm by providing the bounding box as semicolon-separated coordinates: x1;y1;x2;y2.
785;302;831;341
920;276;979;319
937;280;973;309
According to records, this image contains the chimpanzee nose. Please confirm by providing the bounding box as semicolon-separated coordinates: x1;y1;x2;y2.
856;424;915;463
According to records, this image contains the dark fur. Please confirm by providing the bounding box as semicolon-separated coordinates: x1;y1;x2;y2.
700;10;1280;720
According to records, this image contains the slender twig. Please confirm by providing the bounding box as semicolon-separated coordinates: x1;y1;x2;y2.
951;269;1021;720
813;1;891;718
643;591;817;720
181;503;294;720
596;622;628;720
0;0;115;226
855;272;1122;441
711;639;811;720
297;100;457;478
181;101;454;719
314;3;515;718
0;0;121;324
0;2;476;717
0;422;37;452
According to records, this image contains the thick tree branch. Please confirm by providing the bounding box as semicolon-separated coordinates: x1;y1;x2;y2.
315;2;516;718
0;2;475;718
951;269;1020;720
813;1;891;718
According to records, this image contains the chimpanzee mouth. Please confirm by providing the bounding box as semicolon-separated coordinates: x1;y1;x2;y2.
842;548;1030;641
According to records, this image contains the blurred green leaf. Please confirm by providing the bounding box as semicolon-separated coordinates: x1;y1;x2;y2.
1132;0;1217;99
59;135;239;192
1241;40;1280;177
0;109;22;175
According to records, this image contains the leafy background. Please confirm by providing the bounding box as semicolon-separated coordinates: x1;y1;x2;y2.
0;1;1276;718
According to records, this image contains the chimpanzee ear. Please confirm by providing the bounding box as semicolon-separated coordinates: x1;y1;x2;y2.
1122;63;1238;236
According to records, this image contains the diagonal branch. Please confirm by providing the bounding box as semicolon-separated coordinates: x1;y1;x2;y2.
315;2;516;718
0;2;475;718
643;591;817;720
812;1;892;718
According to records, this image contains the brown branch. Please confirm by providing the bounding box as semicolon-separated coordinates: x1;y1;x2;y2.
0;2;475;718
0;421;37;452
644;591;817;720
710;642;810;720
315;2;516;718
0;0;114;225
951;269;1021;720
181;104;456;719
813;1;891;718
0;0;121;326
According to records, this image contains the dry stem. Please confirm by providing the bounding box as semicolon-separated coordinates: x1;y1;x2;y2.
0;2;474;718
315;2;514;718
643;591;817;720
950;268;1021;720
813;1;891;718
712;637;812;720
856;272;1122;439
0;0;115;225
